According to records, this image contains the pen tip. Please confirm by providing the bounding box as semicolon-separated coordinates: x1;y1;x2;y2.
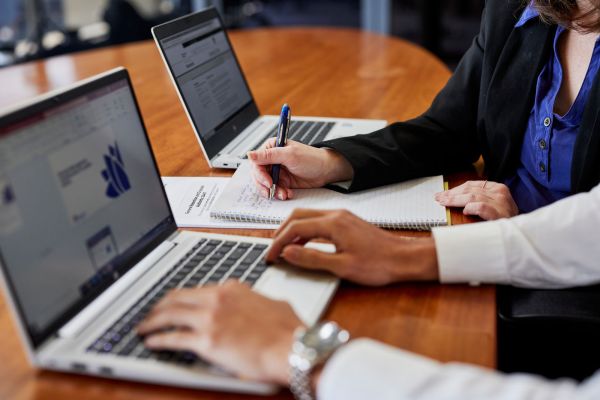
269;185;275;200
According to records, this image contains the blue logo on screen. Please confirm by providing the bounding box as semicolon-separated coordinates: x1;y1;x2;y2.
1;185;15;206
101;142;131;198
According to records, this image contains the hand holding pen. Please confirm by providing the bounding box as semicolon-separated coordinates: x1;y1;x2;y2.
246;105;355;200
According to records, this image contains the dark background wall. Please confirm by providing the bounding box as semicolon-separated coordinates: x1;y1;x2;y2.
0;0;484;69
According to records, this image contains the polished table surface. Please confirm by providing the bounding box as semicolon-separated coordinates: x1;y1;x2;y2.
0;28;495;400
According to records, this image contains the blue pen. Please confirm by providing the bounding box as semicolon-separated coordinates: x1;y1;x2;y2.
270;104;291;200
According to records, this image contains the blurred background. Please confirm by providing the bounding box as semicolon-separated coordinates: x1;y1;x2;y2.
0;0;484;69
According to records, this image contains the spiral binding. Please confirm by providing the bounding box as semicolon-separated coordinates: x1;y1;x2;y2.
211;211;446;231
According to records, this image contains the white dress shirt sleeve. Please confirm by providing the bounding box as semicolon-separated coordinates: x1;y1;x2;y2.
318;186;600;399
432;183;600;288
318;339;600;400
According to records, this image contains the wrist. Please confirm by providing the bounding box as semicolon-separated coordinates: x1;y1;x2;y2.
265;323;306;385
388;236;440;282
321;148;354;184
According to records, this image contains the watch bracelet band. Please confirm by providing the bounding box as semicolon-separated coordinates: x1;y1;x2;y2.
289;365;315;400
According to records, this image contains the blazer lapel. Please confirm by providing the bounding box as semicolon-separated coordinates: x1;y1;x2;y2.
483;20;555;180
572;70;600;193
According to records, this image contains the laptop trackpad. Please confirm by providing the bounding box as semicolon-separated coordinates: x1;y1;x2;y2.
255;267;337;326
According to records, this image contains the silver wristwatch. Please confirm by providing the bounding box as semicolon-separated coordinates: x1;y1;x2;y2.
288;322;350;400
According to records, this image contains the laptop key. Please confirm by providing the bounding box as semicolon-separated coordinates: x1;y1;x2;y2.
229;248;248;260
230;269;245;279
118;336;140;356
198;246;215;255
157;351;176;361
310;122;335;144
184;280;199;288
176;351;198;365
137;348;152;359
236;263;250;272
242;249;263;264
253;263;268;273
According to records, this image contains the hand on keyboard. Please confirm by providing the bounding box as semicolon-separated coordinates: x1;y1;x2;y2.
138;280;304;385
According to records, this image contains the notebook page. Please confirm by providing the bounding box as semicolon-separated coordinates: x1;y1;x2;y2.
211;162;447;228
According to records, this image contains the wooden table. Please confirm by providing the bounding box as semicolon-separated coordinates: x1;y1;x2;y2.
0;28;495;400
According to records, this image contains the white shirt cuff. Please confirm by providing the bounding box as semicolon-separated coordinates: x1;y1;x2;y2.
432;220;509;285
318;339;441;400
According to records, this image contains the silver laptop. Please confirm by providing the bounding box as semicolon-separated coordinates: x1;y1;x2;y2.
0;68;337;395
151;8;387;169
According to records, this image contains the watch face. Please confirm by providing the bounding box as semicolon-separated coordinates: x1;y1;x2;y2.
303;322;350;353
290;322;350;373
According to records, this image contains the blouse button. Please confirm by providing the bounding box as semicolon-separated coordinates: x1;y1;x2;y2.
543;117;552;127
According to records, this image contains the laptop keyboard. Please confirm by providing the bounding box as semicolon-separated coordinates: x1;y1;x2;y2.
244;120;335;157
86;238;270;366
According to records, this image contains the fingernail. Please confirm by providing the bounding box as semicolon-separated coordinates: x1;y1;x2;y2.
278;192;284;200
247;151;256;160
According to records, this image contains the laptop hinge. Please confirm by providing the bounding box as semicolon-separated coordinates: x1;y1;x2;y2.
58;240;177;339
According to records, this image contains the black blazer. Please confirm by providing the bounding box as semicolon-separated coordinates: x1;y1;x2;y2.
319;0;600;194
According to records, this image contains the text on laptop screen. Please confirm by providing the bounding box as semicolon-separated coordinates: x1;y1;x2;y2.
159;17;254;155
0;79;173;339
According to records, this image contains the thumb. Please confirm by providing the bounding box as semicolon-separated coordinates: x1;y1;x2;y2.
247;146;290;166
281;244;346;274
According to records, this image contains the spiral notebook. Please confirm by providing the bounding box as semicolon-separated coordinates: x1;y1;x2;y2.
210;162;447;230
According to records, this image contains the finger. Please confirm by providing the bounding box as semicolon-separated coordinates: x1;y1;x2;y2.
436;180;496;198
246;146;292;166
247;139;277;161
251;166;273;189
281;244;346;273
275;186;289;200
277;170;292;189
274;209;331;237
435;181;469;198
267;217;335;263
437;192;493;207
262;137;277;149
272;173;294;200
463;201;499;220
137;307;205;334
253;177;271;198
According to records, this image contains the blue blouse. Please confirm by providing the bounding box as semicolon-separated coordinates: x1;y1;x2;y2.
505;7;600;213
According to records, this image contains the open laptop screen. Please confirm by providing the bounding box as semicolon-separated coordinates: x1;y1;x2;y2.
0;71;175;347
154;9;260;159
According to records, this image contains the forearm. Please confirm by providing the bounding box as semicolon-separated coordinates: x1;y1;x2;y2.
433;184;600;288
317;339;591;400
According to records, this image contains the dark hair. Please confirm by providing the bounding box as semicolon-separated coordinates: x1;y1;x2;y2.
529;1;600;32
